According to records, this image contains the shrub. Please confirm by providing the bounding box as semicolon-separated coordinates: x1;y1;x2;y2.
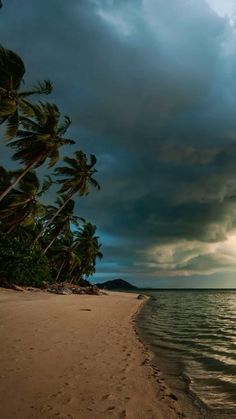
0;234;51;287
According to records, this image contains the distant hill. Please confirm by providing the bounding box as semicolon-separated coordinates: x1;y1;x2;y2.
95;279;137;290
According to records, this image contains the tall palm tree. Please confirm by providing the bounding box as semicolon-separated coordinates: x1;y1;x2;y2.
0;102;74;202
42;198;83;253
73;222;103;280
49;236;80;283
0;46;52;139
34;150;100;241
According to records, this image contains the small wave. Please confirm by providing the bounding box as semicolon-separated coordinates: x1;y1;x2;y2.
137;290;236;415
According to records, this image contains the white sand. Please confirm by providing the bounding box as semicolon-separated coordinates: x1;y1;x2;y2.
0;289;200;419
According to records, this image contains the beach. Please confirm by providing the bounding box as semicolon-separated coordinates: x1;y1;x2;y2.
0;289;195;419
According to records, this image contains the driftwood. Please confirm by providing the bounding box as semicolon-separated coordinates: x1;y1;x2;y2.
46;283;103;296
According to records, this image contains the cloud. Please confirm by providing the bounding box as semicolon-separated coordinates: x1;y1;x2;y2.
141;233;236;276
2;0;236;284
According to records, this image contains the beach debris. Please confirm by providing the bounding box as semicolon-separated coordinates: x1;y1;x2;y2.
26;287;41;292
2;281;106;296
41;281;50;289
169;393;178;401
46;283;102;296
11;284;25;292
137;294;147;300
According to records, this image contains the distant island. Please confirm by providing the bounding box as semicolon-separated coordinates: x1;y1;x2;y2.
95;278;138;290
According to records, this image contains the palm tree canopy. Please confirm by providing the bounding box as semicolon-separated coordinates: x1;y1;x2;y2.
0;171;46;229
0;46;25;91
73;222;103;277
55;150;100;197
0;46;53;140
45;197;84;233
8;102;75;168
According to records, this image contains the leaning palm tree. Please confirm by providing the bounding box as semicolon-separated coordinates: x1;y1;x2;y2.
0;102;74;202
49;235;80;283
73;222;103;280
0;46;52;139
34;150;100;241
42;198;84;253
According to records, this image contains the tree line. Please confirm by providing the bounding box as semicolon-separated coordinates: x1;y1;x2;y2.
0;46;103;287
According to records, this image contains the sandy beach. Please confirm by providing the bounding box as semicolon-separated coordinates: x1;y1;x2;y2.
0;289;197;419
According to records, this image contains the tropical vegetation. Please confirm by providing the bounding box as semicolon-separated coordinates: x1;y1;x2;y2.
0;46;102;288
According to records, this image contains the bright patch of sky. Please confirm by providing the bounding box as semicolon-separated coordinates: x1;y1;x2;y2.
207;0;236;25
96;5;134;36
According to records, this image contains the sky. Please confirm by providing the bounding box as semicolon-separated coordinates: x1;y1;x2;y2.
1;0;236;287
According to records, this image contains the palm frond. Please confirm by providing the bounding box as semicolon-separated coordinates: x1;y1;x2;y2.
38;175;53;197
0;46;25;90
4;110;19;140
57;115;71;135
19;80;53;97
48;148;59;167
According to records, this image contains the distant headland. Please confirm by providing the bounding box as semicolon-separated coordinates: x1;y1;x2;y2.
95;278;137;290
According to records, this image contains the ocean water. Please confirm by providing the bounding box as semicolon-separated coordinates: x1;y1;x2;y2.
136;290;236;418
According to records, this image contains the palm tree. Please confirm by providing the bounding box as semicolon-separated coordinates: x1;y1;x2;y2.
0;102;74;202
49;236;80;283
0;46;52;139
34;150;100;241
73;222;103;281
0;171;51;233
42;198;84;253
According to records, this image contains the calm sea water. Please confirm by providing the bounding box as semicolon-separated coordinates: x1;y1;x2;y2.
136;290;236;418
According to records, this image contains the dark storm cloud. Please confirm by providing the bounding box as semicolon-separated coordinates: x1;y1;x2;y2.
2;0;236;282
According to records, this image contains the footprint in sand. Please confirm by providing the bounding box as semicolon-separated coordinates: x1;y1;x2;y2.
107;406;116;411
49;392;62;399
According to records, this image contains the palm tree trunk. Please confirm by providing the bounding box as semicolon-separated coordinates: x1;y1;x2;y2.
55;259;66;282
0;160;37;202
71;272;81;285
34;193;73;242
69;263;78;283
7;224;16;235
43;235;57;254
43;225;64;254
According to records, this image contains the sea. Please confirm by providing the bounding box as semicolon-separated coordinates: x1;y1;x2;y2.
136;289;236;419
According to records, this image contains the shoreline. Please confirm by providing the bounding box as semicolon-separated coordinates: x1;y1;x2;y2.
135;294;236;419
134;296;205;419
0;288;198;419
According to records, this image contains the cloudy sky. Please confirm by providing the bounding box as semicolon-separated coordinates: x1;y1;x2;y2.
1;0;236;287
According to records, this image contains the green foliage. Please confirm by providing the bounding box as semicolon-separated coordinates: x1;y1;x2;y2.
0;46;52;140
55;151;100;197
0;45;102;287
0;234;51;287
